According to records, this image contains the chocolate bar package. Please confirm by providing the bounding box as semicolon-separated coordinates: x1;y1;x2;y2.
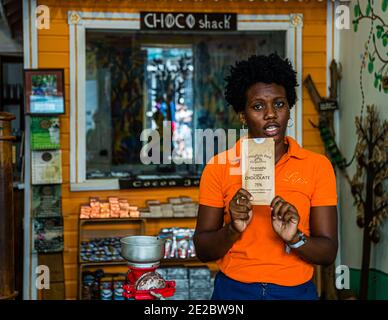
31;150;62;185
30;117;60;150
241;138;275;205
33;217;64;253
32;185;61;217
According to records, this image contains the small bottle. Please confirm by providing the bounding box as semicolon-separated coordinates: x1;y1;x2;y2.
100;276;113;300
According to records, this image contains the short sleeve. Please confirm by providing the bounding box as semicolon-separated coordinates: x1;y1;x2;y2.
311;155;338;207
199;159;224;208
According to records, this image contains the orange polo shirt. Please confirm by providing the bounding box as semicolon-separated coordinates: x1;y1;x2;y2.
199;136;337;286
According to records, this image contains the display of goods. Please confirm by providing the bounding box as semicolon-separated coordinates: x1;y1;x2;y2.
82;271;127;300
80;237;123;262
82;269;105;300
158;228;196;259
142;196;198;218
188;266;211;279
161;267;188;279
137;266;214;300
79;197;135;219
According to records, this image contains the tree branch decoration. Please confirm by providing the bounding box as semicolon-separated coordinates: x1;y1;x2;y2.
351;105;387;299
304;66;387;300
304;62;353;184
353;0;388;101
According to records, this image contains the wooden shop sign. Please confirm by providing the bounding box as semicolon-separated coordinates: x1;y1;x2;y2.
141;12;237;31
119;176;200;189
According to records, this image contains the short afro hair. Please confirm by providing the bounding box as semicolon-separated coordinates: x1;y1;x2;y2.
224;53;298;113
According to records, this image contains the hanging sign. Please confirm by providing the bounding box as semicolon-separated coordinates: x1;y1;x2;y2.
141;12;237;31
318;99;339;111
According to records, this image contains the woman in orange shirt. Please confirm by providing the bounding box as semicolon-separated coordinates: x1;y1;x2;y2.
194;54;338;300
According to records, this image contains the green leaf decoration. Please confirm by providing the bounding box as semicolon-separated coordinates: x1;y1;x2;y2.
374;77;379;88
383;0;388;12
354;21;359;32
366;2;372;16
383;34;388;47
374;73;383;88
368;61;374;73
377;26;383;38
355;4;361;17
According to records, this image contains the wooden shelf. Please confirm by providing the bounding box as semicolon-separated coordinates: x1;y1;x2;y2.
144;216;197;219
79;216;197;224
79;217;145;225
79;258;201;268
161;258;199;264
79;260;127;267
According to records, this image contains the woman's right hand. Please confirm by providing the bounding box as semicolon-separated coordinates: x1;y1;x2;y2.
229;188;253;233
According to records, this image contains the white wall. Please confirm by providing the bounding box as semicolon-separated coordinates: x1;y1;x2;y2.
338;1;388;273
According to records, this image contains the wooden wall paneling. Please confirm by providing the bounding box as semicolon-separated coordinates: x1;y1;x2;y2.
35;0;329;299
37;253;65;299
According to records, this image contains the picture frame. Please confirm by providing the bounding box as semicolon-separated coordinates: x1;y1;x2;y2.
24;69;65;115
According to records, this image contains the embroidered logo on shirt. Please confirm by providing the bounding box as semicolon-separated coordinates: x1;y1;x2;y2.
282;171;308;185
229;158;240;164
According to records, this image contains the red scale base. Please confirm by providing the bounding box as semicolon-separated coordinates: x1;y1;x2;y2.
122;264;176;300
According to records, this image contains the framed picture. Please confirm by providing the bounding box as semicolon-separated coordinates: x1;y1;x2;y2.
24;69;65;115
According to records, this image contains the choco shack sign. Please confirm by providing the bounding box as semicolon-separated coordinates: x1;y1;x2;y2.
140;12;237;31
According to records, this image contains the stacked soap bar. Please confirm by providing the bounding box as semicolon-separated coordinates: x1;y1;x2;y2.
90;197;101;218
79;197;139;219
140;196;199;218
108;197;120;218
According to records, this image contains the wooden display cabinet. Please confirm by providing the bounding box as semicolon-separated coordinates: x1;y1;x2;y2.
77;217;145;299
77;216;218;299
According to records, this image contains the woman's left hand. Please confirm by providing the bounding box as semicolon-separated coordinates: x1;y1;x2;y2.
270;196;300;243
